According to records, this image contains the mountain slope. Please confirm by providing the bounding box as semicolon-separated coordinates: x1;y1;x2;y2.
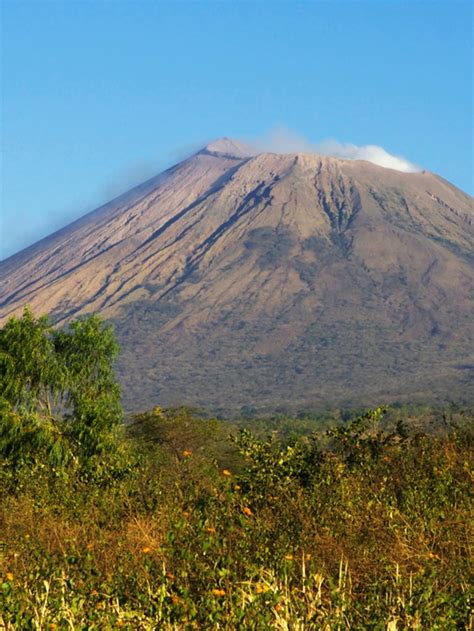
1;139;473;412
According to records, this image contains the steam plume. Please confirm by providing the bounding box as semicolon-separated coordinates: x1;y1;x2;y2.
250;127;419;173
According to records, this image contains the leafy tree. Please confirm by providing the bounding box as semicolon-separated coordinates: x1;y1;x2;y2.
0;306;122;468
326;405;409;467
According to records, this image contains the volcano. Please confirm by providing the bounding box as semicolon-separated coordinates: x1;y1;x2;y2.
1;139;473;412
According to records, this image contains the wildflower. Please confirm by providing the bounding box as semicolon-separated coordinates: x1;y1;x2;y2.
90;590;98;596
171;594;180;604
49;625;57;630
86;543;93;550
142;546;151;554
305;553;312;560
212;588;226;596
222;469;232;476
6;572;13;581
182;450;192;458
284;554;294;561
255;584;267;594
274;603;283;612
116;621;125;628
182;511;190;518
165;572;175;580
242;506;253;516
234;484;241;491
206;527;216;534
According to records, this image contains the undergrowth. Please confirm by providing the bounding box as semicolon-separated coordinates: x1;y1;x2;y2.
1;406;472;630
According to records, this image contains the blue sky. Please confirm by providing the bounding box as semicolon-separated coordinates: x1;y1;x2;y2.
1;0;472;259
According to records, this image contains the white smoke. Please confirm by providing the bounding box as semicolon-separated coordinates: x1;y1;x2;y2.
250;127;419;173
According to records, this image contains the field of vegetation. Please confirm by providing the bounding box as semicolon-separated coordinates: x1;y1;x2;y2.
0;309;472;629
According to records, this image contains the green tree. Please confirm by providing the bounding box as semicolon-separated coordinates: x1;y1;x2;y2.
0;306;122;468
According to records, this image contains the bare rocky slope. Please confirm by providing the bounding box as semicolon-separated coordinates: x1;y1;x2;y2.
1;139;473;413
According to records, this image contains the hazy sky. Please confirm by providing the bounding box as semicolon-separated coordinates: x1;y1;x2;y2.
1;0;472;259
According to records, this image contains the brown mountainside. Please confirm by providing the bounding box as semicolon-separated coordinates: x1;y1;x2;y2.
1;139;473;412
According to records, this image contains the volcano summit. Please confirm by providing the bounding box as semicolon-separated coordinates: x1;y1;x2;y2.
1;139;473;412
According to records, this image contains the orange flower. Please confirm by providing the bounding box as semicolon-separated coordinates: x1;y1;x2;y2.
90;590;98;596
206;527;216;534
49;625;57;631
212;588;226;596
255;584;266;594
6;572;13;581
222;469;232;476
86;543;93;550
171;594;180;604
116;621;125;628
284;554;294;561
274;603;283;613
234;484;241;491
242;506;253;516
142;546;151;554
182;450;192;457
182;511;190;518
165;572;175;580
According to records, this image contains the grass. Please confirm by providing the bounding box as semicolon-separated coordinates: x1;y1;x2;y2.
0;406;473;629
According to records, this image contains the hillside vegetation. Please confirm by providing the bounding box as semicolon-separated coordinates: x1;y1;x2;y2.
0;310;472;629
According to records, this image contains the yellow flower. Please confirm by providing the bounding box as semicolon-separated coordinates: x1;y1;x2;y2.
212;588;226;596
206;527;216;534
182;450;192;457
142;546;151;554
6;572;13;581
242;506;253;516
284;554;294;561
255;584;267;594
222;469;232;476
234;484;241;491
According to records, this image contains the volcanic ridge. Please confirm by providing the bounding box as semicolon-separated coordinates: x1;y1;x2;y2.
1;138;473;412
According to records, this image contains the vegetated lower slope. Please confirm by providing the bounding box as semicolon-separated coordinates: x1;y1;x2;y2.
1;307;471;628
0;139;473;411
